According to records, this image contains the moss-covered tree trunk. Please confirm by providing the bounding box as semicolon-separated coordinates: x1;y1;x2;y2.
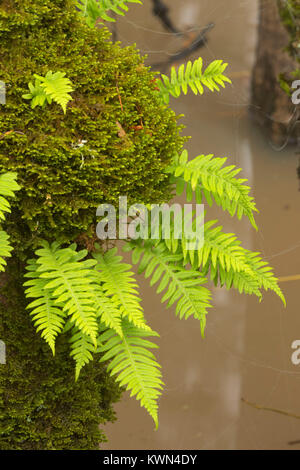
251;0;299;146
0;0;183;449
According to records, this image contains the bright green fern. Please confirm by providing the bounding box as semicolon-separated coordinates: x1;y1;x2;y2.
92;247;149;331
136;212;285;306
24;243;159;421
23;71;74;113
0;230;14;273
157;58;231;104
124;240;212;335
24;242;99;349
77;0;142;27
0;172;20;221
0;172;20;271
166;149;259;229
24;259;67;355
97;320;163;428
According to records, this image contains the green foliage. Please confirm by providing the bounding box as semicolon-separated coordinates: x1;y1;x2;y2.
167;149;258;229
23;72;74;113
78;0;142;27
98;320;163;429
0;172;20;221
70;328;98;380
93;247;149;331
24;242;99;350
158;58;231;104
24;260;66;354
0;265;121;450
0;231;13;272
24;242;163;423
0;172;20;271
124;240;211;335
146;214;285;305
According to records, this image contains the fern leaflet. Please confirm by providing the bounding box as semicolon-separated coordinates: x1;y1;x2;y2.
27;241;99;344
98;320;163;428
93;247;149;331
70;327;97;380
124;240;212;335
77;0;142;27
167;149;258;229
90;269;124;337
158;58;231;104
0;172;20;221
0;172;20;271
161;215;285;305
23;72;74;113
194;222;285;304
0;231;13;272
24;259;66;355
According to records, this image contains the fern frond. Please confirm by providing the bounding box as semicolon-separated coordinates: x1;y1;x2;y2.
98;320;163;428
203;228;285;304
183;219;248;272
93;247;149;331
158;58;231;104
24;72;74;113
22;79;51;109
240;249;286;305
0;172;20;271
217;266;263;299
36;71;73;113
0;172;20;221
77;0;142;27
167;150;258;229
0;231;13;272
207;252;285;305
173;218;285;305
24;260;66;355
89;269;124;337
30;241;98;343
125;240;212;335
70;328;97;380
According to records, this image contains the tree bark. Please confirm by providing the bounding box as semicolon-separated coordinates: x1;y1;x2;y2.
251;0;299;146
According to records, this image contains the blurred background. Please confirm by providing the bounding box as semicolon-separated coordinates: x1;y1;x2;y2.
102;0;300;450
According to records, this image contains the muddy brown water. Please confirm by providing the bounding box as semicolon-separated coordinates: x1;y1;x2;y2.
101;0;300;450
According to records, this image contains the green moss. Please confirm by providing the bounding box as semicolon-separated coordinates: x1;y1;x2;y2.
0;0;184;258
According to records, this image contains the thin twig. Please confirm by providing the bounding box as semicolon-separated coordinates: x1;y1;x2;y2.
0;130;25;140
242;398;300;420
116;82;123;112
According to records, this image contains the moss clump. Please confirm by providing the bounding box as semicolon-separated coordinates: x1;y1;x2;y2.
0;0;184;257
0;0;184;449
